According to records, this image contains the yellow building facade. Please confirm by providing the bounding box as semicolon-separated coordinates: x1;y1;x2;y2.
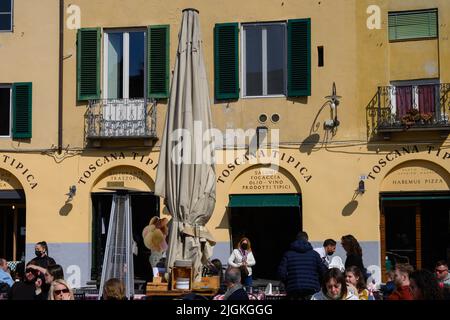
0;0;449;286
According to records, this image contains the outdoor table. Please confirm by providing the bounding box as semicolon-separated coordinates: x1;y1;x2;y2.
213;293;264;300
264;293;287;300
145;290;217;300
80;294;146;300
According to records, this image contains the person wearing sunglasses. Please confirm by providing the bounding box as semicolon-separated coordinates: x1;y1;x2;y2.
24;264;64;300
48;279;74;300
435;260;450;289
8;261;40;300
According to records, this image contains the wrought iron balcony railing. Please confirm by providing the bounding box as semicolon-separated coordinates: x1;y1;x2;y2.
366;83;450;137
86;98;157;139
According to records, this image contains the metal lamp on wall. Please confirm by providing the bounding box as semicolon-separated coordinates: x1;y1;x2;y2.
358;180;366;194
65;185;77;203
324;82;342;129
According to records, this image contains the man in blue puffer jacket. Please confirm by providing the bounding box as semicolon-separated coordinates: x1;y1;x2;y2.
278;231;328;300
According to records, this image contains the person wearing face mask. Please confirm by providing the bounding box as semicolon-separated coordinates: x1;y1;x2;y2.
311;268;359;300
30;241;56;269
228;237;256;287
313;239;336;267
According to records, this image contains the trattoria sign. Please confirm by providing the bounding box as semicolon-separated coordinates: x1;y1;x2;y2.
92;166;153;192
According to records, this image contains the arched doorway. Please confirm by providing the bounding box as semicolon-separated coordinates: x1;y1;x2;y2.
228;165;302;281
0;169;26;262
380;160;450;274
90;166;159;283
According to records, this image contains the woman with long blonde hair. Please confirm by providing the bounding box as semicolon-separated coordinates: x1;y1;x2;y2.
48;279;74;300
228;237;256;287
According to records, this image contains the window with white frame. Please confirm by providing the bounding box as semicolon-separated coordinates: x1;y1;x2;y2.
102;30;147;136
0;0;13;32
390;79;441;120
0;85;11;137
242;23;286;97
104;30;146;99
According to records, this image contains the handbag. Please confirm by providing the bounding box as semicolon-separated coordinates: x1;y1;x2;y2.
240;264;249;278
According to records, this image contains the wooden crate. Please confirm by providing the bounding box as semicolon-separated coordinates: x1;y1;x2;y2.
146;277;168;292
171;266;193;291
192;276;220;291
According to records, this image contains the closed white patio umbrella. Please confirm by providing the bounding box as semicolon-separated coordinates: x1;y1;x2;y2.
155;8;216;282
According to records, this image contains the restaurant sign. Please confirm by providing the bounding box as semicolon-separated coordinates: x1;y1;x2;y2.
91;166;153;192
229;167;300;194
381;160;450;192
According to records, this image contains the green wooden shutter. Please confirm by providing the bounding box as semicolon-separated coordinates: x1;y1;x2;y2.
288;19;311;97
12;82;32;139
214;23;239;100
148;25;170;99
77;28;100;101
389;10;438;41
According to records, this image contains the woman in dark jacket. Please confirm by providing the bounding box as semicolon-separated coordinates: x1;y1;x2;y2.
341;235;367;279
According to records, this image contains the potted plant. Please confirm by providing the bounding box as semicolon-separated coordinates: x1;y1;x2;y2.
401;109;420;127
420;112;433;124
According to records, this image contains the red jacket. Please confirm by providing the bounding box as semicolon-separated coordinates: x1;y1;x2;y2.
387;285;414;300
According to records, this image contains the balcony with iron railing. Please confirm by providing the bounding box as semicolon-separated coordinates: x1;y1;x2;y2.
366;83;450;139
85;98;157;140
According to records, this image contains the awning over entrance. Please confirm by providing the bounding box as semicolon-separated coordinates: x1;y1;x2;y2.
228;194;300;207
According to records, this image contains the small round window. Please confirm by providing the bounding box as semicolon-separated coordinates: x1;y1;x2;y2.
258;114;268;124
271;113;280;123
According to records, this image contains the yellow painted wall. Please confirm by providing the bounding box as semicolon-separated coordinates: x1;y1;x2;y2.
0;151;161;243
0;0;59;149
2;0;449;150
63;0;359;147
2;141;449;245
171;143;450;243
390;40;439;80
356;0;450;139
